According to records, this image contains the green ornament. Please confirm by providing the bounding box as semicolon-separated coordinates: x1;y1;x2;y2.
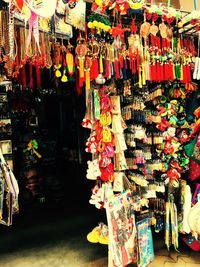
32;139;39;149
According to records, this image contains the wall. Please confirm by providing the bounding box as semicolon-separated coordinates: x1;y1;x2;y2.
179;0;200;11
147;0;180;9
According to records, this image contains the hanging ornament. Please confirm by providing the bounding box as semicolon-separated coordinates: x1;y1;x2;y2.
61;43;68;82
128;0;144;10
159;21;168;39
115;0;129;15
166;26;173;42
65;54;74;75
61;69;68;82
140;13;150;38
150;22;159;36
75;35;87;79
53;43;62;78
85;53;92;90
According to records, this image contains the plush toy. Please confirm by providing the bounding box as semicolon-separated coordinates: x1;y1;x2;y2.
89;184;104;209
85;133;98;153
100;162;114;181
167;168;181;181
86;159;101;180
163;127;176;141
156;118;170;131
115;0;129;15
82;118;92;129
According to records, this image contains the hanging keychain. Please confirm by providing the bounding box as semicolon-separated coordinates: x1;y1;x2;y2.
53;42;62;78
85;53;92;90
66;40;75;80
75;33;87;79
61;41;68;82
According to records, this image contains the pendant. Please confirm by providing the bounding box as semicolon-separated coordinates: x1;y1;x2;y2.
159;22;167;39
167;26;173;42
140;22;150;38
150;23;158;36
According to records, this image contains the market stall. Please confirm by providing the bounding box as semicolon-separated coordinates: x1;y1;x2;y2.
0;0;200;266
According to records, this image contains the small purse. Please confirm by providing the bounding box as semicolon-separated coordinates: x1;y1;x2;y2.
189;160;200;181
184;136;200;164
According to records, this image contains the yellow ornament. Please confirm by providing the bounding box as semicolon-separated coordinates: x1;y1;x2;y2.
93;20;98;27
99;22;104;29
61;70;68;82
103;25;108;32
95;0;103;6
54;64;62;78
88;22;93;29
128;0;144;10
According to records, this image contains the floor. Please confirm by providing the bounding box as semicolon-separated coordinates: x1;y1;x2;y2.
0;203;199;267
0;159;198;267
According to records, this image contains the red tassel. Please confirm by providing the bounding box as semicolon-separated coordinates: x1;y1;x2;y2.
160;63;164;81
29;63;34;90
184;65;187;83
76;72;82;95
150;64;154;81
132;58;136;74
158;62;162;82
21;66;27;89
186;64;191;83
114;60;120;79
104;59;110;78
181;65;186;83
35;64;41;89
157;36;161;51
168;62;173;80
79;76;84;87
154;62;158;81
129;58;133;74
90;58;99;80
163;63;167;81
167;63;171;80
153;63;157;81
119;55;123;69
149;64;152;81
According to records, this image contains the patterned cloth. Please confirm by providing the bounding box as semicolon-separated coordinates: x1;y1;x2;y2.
137;218;154;267
106;191;137;267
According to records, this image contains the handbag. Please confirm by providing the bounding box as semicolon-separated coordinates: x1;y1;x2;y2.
189;160;200;181
184;136;200;164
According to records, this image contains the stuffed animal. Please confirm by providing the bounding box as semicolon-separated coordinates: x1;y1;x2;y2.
89;184;104;209
86;159;101;180
85;132;98;153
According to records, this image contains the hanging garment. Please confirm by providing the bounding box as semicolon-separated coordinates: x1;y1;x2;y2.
179;184;192;234
165;201;179;251
136;218;154;267
0;149;19;226
105;191;137;267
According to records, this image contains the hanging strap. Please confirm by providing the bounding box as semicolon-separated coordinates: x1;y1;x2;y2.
170;202;179;251
194;0;197;10
165;202;170;250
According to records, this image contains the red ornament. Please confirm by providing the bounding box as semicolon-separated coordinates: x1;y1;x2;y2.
167;168;181;180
